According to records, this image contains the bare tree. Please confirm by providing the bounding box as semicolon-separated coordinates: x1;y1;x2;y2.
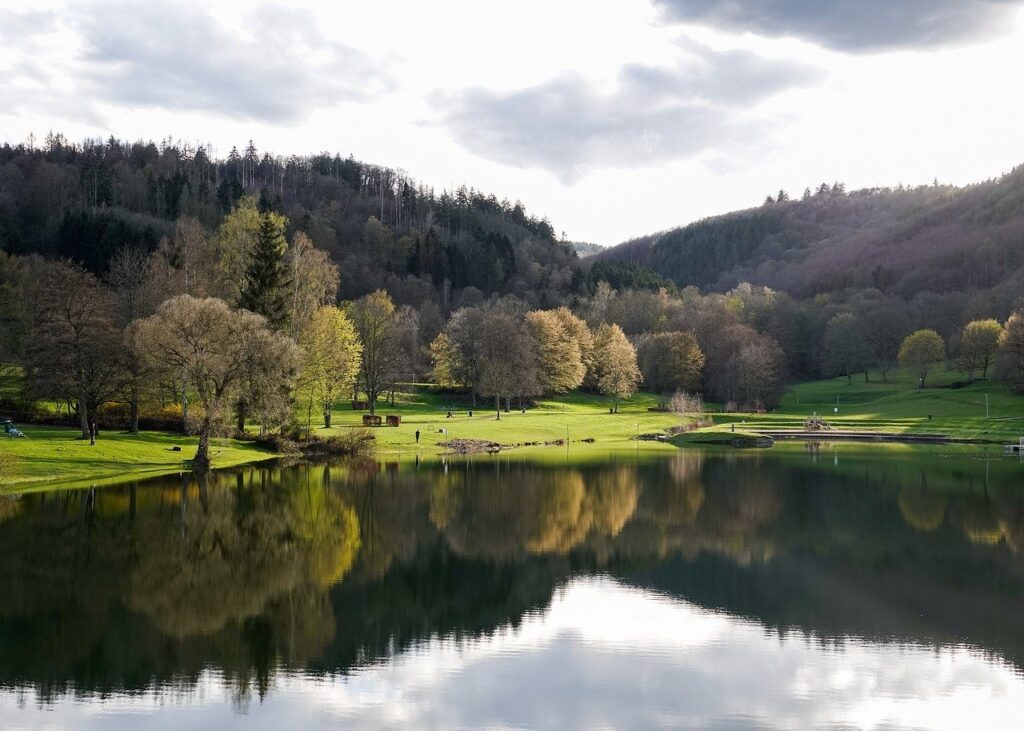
26;261;121;440
134;296;298;469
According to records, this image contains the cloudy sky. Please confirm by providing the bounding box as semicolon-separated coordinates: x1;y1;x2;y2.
2;0;1024;245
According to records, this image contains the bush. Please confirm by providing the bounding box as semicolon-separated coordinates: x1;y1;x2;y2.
669;391;705;415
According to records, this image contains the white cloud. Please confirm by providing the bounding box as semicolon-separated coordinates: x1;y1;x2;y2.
1;0;1024;245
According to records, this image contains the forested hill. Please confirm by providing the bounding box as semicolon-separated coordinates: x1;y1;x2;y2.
0;134;577;307
595;166;1024;303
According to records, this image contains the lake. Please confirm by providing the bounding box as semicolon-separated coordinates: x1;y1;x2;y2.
1;446;1023;729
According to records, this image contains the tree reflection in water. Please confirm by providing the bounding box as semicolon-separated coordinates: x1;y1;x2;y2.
0;448;1023;705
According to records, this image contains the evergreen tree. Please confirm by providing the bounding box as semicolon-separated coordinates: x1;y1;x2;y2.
239;211;290;330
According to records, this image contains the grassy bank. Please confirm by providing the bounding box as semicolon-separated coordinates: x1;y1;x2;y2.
320;364;1024;455
1;427;275;491
319;391;681;460
4;361;1022;491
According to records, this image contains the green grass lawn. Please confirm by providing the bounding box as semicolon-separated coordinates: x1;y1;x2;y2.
317;390;681;460
4;361;1021;492
1;427;275;492
731;364;1024;442
321;363;1024;455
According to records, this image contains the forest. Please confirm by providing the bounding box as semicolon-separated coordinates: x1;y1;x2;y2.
1;134;1024;464
597;169;1024;315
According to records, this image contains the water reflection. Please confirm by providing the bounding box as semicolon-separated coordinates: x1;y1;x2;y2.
1;448;1023;728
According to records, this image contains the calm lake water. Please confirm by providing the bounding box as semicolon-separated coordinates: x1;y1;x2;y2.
1;446;1023;730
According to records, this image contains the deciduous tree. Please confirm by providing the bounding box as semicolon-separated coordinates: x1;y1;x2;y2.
637;331;705;394
296;306;362;429
526;309;585;395
347;290;397;415
958;318;1002;381
996;312;1024;392
134;296;298;469
898;329;946;387
26;260;121;440
592;323;641;412
822;312;869;383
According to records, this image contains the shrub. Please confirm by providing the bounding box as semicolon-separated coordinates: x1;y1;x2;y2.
669;391;704;415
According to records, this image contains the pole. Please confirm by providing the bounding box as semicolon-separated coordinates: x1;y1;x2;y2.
986;393;989;418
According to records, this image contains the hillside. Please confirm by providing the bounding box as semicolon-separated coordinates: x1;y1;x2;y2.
595;166;1024;305
0;135;578;307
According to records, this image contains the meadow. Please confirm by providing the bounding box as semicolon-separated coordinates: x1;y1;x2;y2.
3;360;1022;491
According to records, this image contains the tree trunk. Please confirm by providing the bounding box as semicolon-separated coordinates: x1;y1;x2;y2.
79;399;90;440
181;381;189;434
129;398;139;434
323;407;332;429
194;415;212;471
471;390;477;408
236;399;246;433
495;395;501;420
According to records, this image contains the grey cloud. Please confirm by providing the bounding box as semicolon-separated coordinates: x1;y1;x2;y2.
70;3;392;122
436;42;816;182
652;0;1024;52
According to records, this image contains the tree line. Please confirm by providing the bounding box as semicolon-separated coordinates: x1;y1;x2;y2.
3;189;1024;469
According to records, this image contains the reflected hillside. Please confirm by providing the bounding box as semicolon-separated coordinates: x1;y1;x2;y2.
0;449;1022;703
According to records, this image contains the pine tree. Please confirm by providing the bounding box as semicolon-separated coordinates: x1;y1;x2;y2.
239;211;290;330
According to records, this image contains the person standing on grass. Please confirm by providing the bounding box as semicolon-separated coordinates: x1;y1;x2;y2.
415;429;420;444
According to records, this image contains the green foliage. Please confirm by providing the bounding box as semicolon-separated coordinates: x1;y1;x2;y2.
239;211;290;329
898;329;946;387
637;331;705;394
822;312;869;381
296;306;362;428
996;311;1024;391
958;318;1003;380
592;323;642;411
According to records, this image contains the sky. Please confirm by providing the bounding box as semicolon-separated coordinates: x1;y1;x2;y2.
2;0;1024;245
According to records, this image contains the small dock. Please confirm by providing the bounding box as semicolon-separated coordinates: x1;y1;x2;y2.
1006;439;1024;454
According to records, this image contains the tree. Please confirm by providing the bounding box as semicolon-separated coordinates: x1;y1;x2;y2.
862;305;909;383
958;319;1002;381
476;310;538;419
26;261;122;440
592;323;641;412
134;296;298;469
736;336;786;408
347;290;397;415
996;312;1024;392
106;246;157;433
637;331;705;394
429;332;460;388
285;232;340;338
822;312;869;383
525;310;584;395
442;306;488;404
383;306;420;406
296;307;362;429
551;307;595;383
898;329;946;388
239;210;290;330
0;251;30;393
214;196;262;302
